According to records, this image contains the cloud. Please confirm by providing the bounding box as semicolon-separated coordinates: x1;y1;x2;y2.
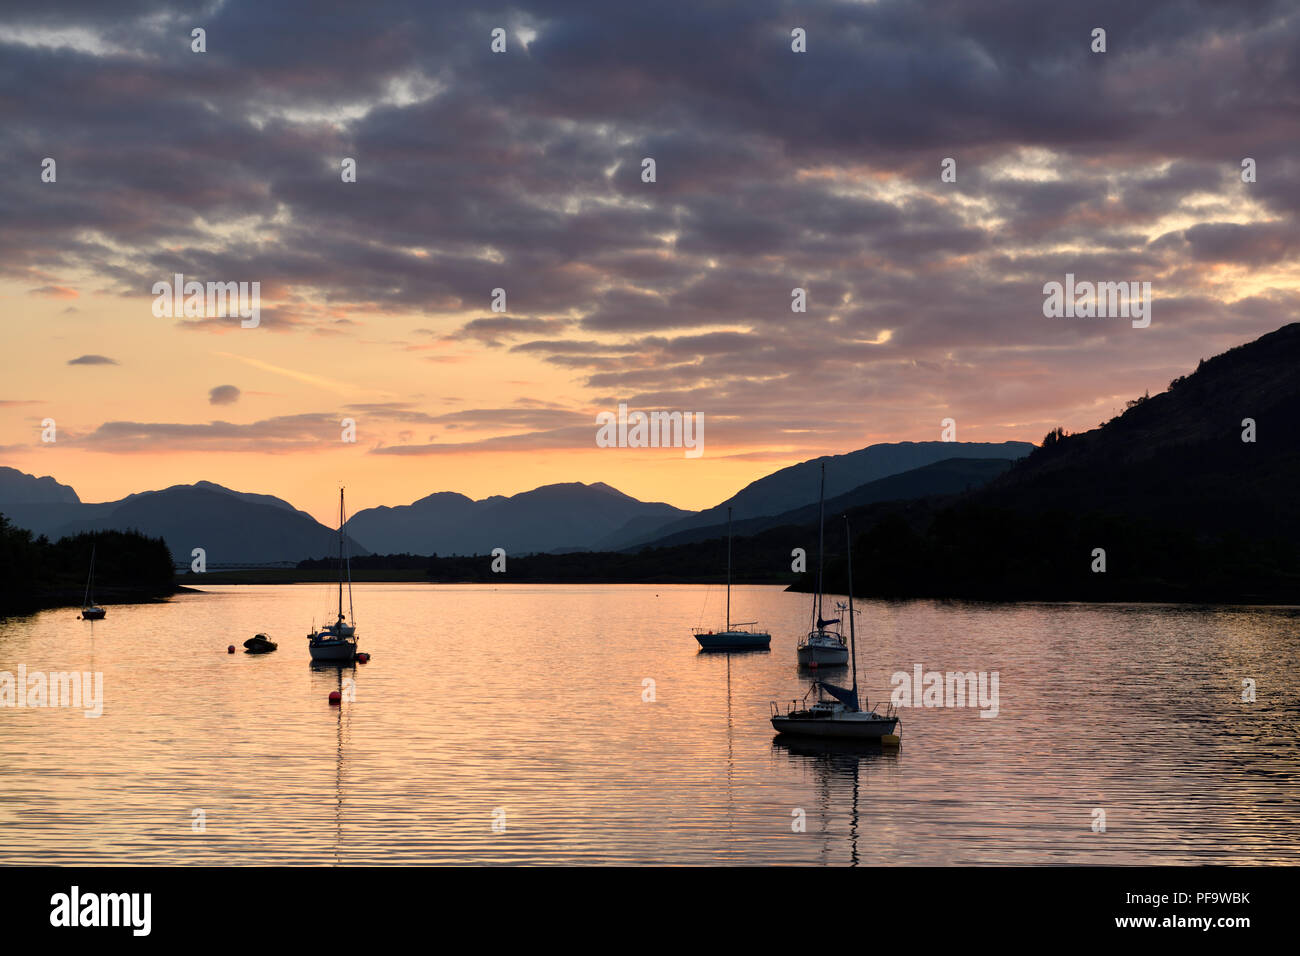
208;384;241;405
451;316;570;347
371;425;596;456
214;352;380;398
29;285;78;298
67;404;471;453
2;0;1298;461
75;414;342;453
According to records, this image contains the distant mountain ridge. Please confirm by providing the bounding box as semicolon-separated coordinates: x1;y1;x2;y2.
346;481;691;555
638;457;1016;550
0;441;1034;564
600;440;1034;550
0;479;367;565
0;466;80;503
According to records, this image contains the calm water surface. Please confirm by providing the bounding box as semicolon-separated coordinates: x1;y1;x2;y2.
2;583;1298;865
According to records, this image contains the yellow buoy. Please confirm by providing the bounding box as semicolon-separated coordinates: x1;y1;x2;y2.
881;734;901;747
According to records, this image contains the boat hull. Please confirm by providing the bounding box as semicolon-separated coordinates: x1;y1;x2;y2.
81;607;106;620
771;714;898;739
797;644;848;667
695;630;771;650
308;638;357;663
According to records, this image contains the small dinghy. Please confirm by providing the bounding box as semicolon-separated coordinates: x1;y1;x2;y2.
243;633;278;654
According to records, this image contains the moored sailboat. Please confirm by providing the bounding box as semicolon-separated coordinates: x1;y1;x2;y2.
308;488;359;663
796;462;847;667
772;516;899;742
80;543;106;620
694;507;770;650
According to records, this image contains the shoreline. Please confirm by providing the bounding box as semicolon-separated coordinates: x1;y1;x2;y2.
7;574;1299;615
176;569;782;586
178;572;1300;607
0;585;195;619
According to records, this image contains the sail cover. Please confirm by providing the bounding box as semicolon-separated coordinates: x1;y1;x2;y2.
817;681;860;711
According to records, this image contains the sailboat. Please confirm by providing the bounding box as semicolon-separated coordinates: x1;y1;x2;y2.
796;462;848;667
694;507;771;650
80;543;106;620
308;488;358;663
772;516;899;741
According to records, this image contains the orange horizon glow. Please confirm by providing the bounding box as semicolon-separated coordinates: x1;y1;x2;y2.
1;280;1067;524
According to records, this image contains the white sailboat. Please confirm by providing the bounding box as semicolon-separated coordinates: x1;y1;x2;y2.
308;488;358;663
772;516;899;742
694;507;771;650
796;462;848;667
80;543;106;620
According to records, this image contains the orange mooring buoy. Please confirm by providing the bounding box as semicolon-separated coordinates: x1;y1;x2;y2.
328;691;342;705
227;645;235;654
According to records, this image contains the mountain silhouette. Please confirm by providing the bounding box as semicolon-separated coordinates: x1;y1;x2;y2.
451;323;1300;601
347;481;690;555
1;444;1032;563
636;457;1016;550
0;480;367;565
0;466;80;503
816;322;1300;601
975;323;1300;537
601;440;1034;550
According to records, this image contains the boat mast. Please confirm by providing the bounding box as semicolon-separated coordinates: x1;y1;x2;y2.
83;542;95;607
845;515;857;700
816;461;825;626
337;487;344;623
344;491;354;626
725;506;732;631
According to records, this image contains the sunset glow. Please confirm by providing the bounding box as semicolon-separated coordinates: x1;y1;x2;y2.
3;4;1298;523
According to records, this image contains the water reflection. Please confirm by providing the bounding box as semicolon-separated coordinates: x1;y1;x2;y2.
310;661;355;866
2;585;1298;864
773;738;900;866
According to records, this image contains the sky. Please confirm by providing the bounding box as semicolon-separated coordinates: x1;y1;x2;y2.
2;0;1299;525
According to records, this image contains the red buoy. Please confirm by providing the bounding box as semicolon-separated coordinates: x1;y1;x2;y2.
356;652;370;664
227;645;235;654
328;691;342;705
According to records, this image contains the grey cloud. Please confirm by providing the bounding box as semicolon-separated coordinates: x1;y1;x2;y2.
2;0;1298;452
